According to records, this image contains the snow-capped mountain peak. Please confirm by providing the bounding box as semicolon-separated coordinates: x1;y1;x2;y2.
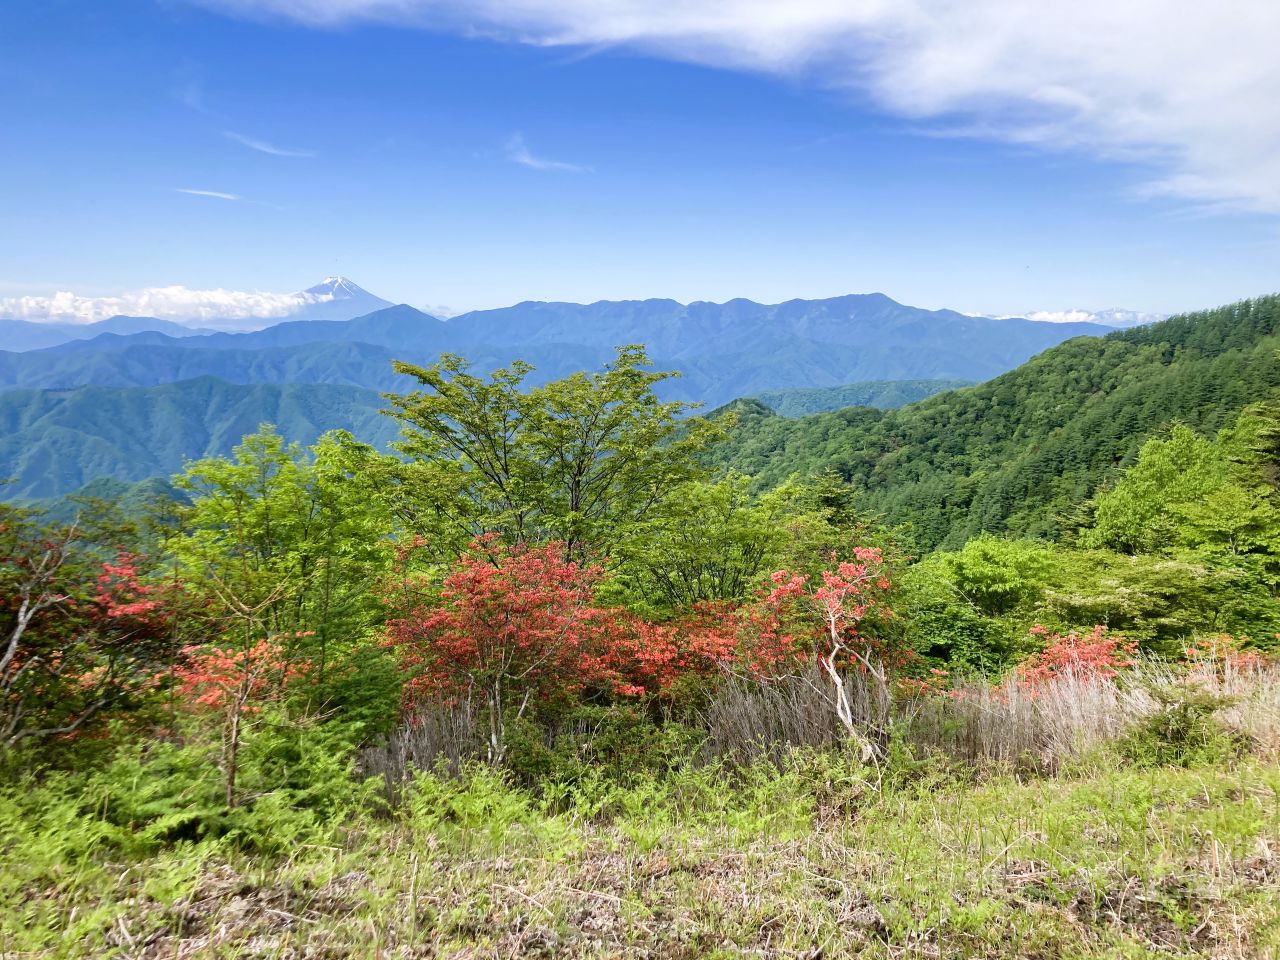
303;276;373;301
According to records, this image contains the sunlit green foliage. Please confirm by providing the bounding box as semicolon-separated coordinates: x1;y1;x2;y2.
382;345;719;561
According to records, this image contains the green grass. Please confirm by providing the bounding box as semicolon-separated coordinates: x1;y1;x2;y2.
3;755;1279;958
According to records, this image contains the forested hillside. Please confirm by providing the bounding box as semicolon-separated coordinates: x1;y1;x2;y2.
711;295;1280;548
751;378;971;416
0;378;396;499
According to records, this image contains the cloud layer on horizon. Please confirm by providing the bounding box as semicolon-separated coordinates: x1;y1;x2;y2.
192;0;1280;214
0;286;338;326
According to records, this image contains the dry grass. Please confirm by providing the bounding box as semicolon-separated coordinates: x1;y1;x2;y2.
362;658;1280;790
1210;658;1280;758
706;657;1280;773
360;698;490;793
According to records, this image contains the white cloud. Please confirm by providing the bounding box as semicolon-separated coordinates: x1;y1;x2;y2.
1020;309;1111;325
224;130;317;157
504;133;592;173
194;0;1280;213
989;307;1167;328
175;187;243;201
0;286;341;327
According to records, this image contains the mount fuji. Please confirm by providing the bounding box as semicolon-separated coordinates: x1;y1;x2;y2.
292;277;393;324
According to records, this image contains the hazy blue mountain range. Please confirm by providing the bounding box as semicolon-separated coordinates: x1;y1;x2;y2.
0;377;398;499
0;287;1124;500
751;379;973;416
0;294;1108;406
0;316;218;352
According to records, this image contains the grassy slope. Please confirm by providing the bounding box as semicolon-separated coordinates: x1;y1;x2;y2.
4;759;1278;958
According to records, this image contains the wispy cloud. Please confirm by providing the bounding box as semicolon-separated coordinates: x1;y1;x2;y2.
193;0;1280;214
504;133;592;173
223;130;317;157
175;79;206;113
174;187;243;201
173;62;215;115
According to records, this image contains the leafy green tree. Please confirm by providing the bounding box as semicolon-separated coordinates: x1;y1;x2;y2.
1084;425;1232;554
384;345;719;560
172;426;394;682
933;535;1053;618
895;564;1020;671
605;475;789;613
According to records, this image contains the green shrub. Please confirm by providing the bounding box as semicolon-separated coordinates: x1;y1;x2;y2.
1118;684;1250;768
505;705;703;789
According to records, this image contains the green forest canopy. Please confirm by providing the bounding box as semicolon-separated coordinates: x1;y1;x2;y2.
707;294;1280;550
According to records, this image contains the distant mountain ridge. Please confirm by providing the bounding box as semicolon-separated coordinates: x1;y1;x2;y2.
0;316;218;352
0;294;1109;407
0;288;1127;500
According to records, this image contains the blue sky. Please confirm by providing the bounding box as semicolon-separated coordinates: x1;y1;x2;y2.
3;0;1279;320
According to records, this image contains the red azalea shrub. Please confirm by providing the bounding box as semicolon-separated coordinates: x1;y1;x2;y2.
96;554;167;622
1018;625;1137;688
760;548;896;672
173;634;309;714
3;542;184;749
387;536;614;720
1184;633;1271;674
601;604;741;698
749;548;896;756
173;633;310;806
384;540;904;761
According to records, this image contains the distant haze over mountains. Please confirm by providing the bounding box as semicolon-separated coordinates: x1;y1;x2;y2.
0;291;1112;403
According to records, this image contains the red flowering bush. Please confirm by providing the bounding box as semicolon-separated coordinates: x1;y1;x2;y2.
1184;633;1271;674
754;548;895;756
1018;625;1137;688
174;635;309;713
3;538;184;751
601;604;740;698
174;634;308;805
387;536;620;762
760;548;895;670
